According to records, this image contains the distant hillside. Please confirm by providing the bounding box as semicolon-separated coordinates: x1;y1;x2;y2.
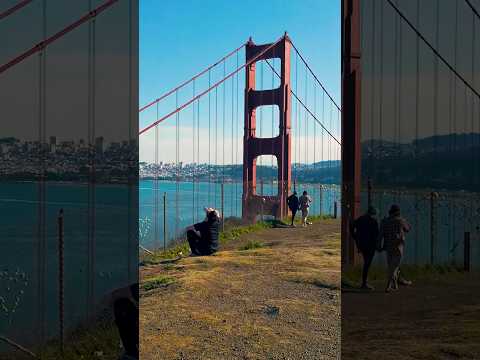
362;133;480;191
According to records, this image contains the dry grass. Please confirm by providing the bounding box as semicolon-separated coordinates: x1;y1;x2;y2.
140;218;341;359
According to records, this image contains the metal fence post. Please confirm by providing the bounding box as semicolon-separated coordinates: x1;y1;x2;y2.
414;191;419;264
430;192;437;265
334;201;338;219
58;209;64;354
464;232;470;272
261;198;265;222
367;177;372;209
221;183;225;232
319;185;323;217
163;192;167;252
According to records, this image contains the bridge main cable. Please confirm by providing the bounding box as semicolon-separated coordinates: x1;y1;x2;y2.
0;0;118;75
289;41;341;112
264;58;342;146
139;42;246;113
386;0;480;101
139;35;285;135
0;0;33;21
464;0;480;22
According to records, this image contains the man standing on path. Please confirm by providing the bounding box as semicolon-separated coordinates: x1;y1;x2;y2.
298;191;312;227
350;206;379;290
377;204;413;293
287;191;300;227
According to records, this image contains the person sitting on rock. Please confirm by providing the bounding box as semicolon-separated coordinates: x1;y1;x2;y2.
185;207;220;256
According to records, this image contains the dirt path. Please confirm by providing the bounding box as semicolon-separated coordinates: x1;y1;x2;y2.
342;273;480;359
140;219;341;360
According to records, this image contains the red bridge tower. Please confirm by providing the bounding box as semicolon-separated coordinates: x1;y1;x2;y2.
242;34;292;223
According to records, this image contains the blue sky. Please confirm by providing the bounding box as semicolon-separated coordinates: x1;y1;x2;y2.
139;0;341;163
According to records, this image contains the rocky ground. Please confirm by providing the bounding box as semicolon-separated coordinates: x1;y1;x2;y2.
140;219;341;360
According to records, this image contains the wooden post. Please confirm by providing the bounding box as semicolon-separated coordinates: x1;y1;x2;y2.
464;232;470;272
58;209;64;354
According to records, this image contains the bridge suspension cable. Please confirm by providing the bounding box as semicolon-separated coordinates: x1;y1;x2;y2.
290;42;341;112
139;42;246;113
464;0;480;22
263;58;341;146
139;35;284;135
140;35;342;248
0;0;118;75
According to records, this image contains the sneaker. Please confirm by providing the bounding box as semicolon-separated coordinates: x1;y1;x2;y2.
307;222;313;225
398;278;412;286
385;286;398;293
360;283;374;291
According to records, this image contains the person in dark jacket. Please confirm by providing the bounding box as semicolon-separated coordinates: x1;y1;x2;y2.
113;284;139;360
186;208;220;256
350;206;379;290
99;283;139;359
287;191;300;226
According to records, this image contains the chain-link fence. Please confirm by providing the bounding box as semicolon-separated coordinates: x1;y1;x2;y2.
362;187;480;269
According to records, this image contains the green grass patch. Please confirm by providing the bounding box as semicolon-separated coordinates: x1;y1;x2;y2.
141;220;272;264
140;241;190;264
141;275;175;291
219;221;271;245
38;321;121;360
239;240;264;251
140;214;333;265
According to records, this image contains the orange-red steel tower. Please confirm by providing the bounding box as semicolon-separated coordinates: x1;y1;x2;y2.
242;34;292;223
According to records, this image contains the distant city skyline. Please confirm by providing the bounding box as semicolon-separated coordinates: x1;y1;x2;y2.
0;136;136;183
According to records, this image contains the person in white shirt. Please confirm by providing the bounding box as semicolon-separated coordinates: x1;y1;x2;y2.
298;191;313;227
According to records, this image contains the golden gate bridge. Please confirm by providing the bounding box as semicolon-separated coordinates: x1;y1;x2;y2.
139;33;342;249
